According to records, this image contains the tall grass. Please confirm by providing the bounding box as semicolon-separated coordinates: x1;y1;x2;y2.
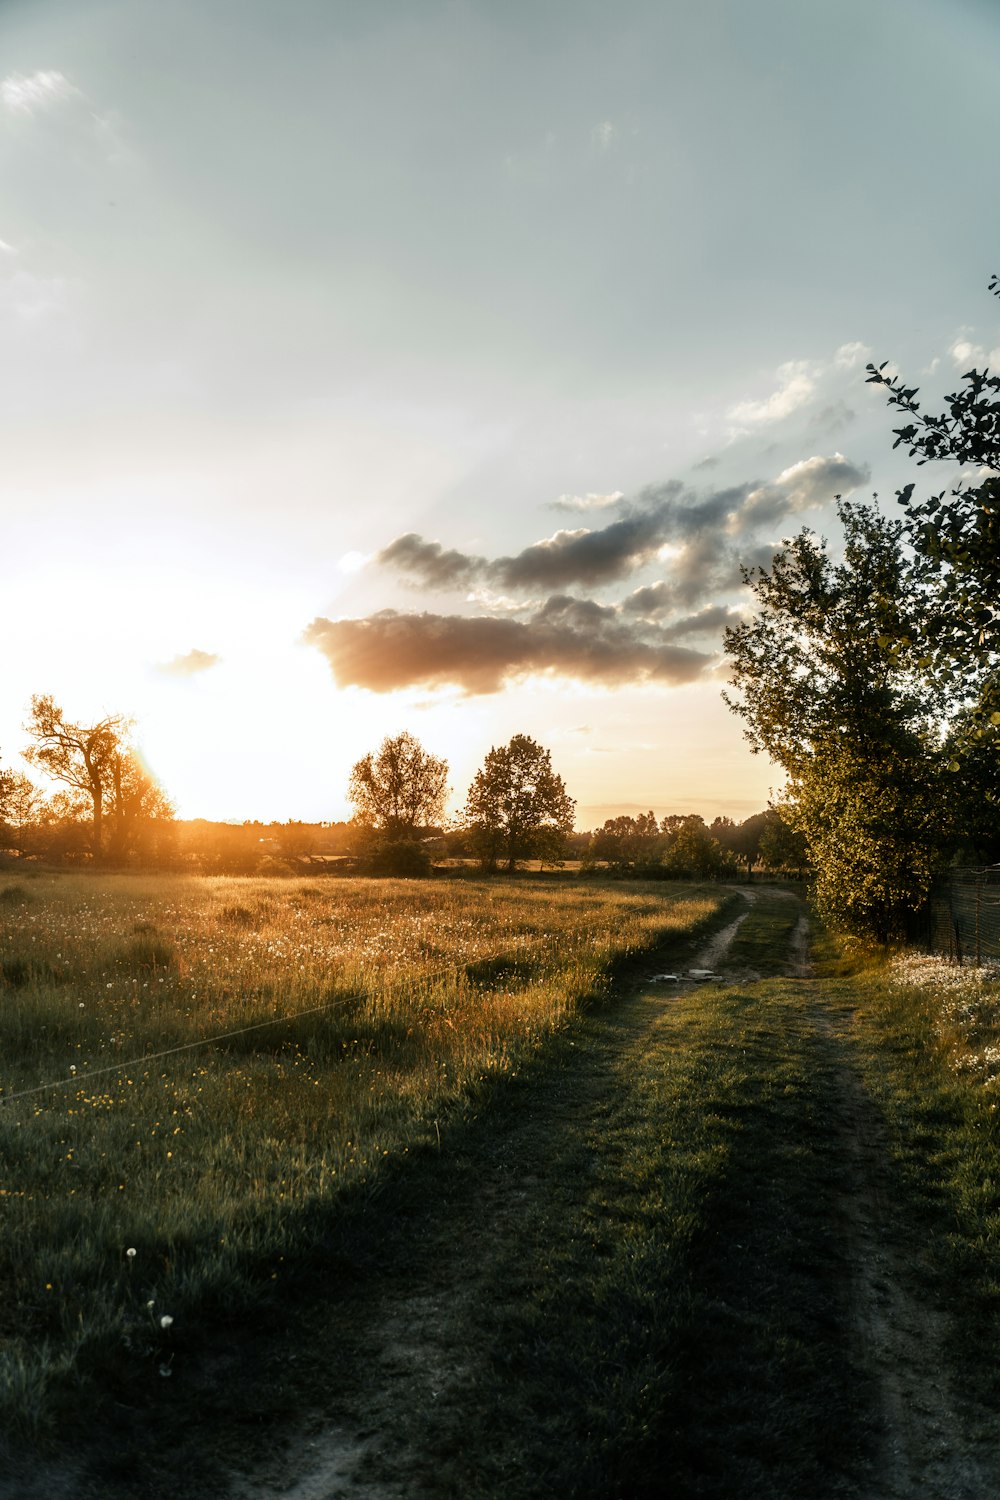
0;871;724;1437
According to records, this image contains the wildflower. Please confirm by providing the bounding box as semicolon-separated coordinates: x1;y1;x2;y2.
126;1247;136;1260
159;1314;173;1329
146;1300;155;1310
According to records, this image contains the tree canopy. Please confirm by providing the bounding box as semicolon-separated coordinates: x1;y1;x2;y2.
464;734;575;872
21;695;172;862
865;274;1000;757
347;731;448;839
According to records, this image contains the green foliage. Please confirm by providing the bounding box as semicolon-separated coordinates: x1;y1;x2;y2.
585;811;662;874
363;837;433;877
660;815;735;880
724;502;949;939
784;741;945;942
866;277;1000;763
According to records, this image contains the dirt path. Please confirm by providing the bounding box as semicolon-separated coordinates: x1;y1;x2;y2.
226;898;763;1500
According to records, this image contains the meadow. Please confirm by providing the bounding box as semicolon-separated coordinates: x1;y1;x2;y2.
0;869;727;1439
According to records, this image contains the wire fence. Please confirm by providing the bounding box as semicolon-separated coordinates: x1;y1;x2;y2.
916;866;1000;965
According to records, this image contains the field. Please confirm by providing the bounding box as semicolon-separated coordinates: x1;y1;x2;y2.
0;869;727;1445
6;873;1000;1498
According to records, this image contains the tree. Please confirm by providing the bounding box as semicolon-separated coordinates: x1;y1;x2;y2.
0;771;45;858
23;696;129;860
105;749;175;863
464;734;575;872
756;806;809;880
660;816;734;880
781;743;945;943
723;504;947;940
585;811;662;875
347;731;448;838
711;811;772;880
723;501;927;772
21;696;173;864
866;276;1000;760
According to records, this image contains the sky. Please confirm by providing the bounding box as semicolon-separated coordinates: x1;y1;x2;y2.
2;0;1000;828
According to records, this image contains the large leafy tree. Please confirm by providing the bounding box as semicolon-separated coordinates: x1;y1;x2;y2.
347;731;448;839
866;274;1000;760
465;734;575;873
585;811;662;875
723;501;927;771
22;697;174;863
23;696;129;860
724;503;947;940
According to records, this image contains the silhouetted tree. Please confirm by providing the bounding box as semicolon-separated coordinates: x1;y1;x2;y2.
348;732;448;870
23;696;130;860
465;734;575;873
585;812;662;874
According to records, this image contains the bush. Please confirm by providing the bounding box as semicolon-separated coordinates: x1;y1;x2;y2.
364;839;433;877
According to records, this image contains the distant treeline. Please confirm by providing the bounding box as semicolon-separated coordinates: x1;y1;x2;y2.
2;701;804;880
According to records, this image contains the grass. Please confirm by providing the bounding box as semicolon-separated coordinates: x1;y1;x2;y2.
0;870;727;1445
816;935;1000;1411
9;877;1000;1497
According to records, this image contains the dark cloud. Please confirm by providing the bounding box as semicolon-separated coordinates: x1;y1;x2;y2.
157;648;220;676
658;604;745;641
377;484;687;594
356;455;869;687
303;602;713;696
494;505;674;588
733;452;870;534
691;454;720;470
376;532;483;590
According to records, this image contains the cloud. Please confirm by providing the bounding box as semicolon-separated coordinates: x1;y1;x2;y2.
376;532;484;589
379;489;685;593
1;70;75;115
376;455;863;623
733;452;869;534
550;490;625;512
303;601;713;696
810;400;855;435
949;333;1000;370
158;648;221;677
833;341;873;370
592;120;618;151
728;360;817;426
494;503;678;589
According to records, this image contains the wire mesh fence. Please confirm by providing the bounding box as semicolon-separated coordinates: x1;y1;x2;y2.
917;867;1000;965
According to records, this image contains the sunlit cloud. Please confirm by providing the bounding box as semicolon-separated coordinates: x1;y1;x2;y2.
1;70;75;115
949;332;1000;370
303;602;713;696
728;359;817;426
157;648;221;677
733;452;869;534
550;490;625;512
833;341;872;370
